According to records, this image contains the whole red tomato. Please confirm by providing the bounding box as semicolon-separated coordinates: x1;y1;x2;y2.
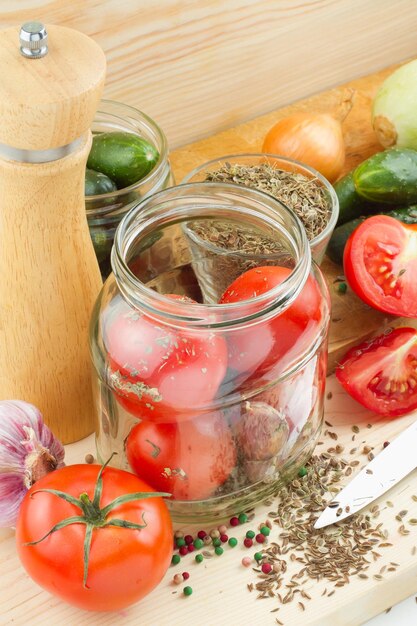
16;463;172;611
219;266;322;379
105;295;228;422
126;412;236;500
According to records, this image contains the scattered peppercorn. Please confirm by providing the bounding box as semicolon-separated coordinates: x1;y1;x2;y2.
171;554;181;566
85;453;95;464
260;526;270;536
336;281;347;294
254;551;263;562
173;573;183;584
215;546;224;556
218;524;228;535
242;556;252;567
246;530;255;539
179;546;188;556
193;538;204;550
244;538;253;548
176;537;186;547
261;563;272;574
184;534;193;545
383;441;390;448
255;533;266;544
298;466;308;478
228;537;238;548
212;538;221;547
203;535;212;545
174;530;184;539
210;529;220;539
195;554;204;564
230;516;239;527
197;530;206;540
220;534;228;543
238;513;248;524
187;544;195;553
182;572;190;580
183;586;193;596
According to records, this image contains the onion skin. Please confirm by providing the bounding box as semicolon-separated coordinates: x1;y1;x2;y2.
262;112;345;182
372;59;417;149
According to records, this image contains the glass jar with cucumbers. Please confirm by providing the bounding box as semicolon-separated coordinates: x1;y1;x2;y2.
85;100;174;279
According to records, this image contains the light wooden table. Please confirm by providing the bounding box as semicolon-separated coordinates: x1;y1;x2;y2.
2;376;417;626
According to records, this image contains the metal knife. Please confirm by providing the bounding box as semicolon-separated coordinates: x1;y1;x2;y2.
314;418;417;529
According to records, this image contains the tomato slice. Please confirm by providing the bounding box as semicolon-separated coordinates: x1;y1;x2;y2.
336;327;417;417
344;215;417;317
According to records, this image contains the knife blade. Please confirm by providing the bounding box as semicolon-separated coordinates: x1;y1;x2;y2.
314;418;417;529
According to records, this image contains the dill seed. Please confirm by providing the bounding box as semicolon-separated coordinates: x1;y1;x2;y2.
409;519;417;525
352;425;360;433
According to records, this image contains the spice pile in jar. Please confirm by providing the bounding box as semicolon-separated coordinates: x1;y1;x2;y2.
204;162;331;241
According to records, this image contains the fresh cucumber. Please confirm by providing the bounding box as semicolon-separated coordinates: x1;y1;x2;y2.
334;171;376;225
327;205;417;265
85;168;117;196
354;148;417;204
87;132;159;189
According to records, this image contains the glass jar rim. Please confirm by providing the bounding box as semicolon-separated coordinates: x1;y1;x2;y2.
111;182;312;328
181;152;339;249
85;99;169;206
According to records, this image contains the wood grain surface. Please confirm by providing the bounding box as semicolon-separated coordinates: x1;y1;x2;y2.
2;377;417;626
169;62;417;372
1;1;417;147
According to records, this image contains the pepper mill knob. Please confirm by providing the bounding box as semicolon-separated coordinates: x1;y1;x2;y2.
19;21;48;59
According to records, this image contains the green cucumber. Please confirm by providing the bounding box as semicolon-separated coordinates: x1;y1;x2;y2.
87;131;159;189
85;168;117;196
334;171;376;225
354;148;417;204
327;205;417;265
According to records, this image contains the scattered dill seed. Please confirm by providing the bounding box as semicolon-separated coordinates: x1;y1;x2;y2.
412;495;417;502
352;425;360;433
409;519;417;525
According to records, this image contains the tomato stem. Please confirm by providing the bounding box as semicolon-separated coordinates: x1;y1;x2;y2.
24;454;171;589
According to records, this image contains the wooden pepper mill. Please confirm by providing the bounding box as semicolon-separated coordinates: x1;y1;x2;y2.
0;22;106;443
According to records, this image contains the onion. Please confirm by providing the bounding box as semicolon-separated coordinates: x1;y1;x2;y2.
372;59;417;149
262;93;353;182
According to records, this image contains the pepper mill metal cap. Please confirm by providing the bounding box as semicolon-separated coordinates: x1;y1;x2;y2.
19;21;48;58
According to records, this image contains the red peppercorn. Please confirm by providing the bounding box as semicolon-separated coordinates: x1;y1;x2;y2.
184;534;193;544
255;533;266;544
197;530;206;540
179;546;188;556
187;544;195;553
230;516;239;527
244;538;253;548
383;441;390;448
261;563;272;574
220;534;228;543
182;572;190;580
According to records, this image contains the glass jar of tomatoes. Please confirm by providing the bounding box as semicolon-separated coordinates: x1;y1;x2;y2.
86;100;174;279
90;183;331;522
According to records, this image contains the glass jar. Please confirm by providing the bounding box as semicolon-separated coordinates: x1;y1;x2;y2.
86;100;174;278
182;154;339;265
89;183;331;522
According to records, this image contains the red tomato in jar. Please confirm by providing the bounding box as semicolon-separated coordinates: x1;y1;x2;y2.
105;295;228;422
126;411;236;500
219;266;322;377
344;215;417;317
336;327;417;417
16;464;172;612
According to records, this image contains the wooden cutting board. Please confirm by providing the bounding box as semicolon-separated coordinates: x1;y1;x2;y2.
170;62;417;373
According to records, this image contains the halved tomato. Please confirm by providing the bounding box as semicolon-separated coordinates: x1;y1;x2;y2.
344;215;417;317
336;327;417;417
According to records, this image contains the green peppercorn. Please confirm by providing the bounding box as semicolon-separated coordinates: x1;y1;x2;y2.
228;537;238;547
260;526;270;536
195;554;204;563
238;513;248;524
171;554;181;565
298;466;308;478
336;281;347;294
193;538;204;550
246;530;255;539
254;551;263;562
212;537;221;547
183;586;193;596
215;546;224;556
176;537;186;547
